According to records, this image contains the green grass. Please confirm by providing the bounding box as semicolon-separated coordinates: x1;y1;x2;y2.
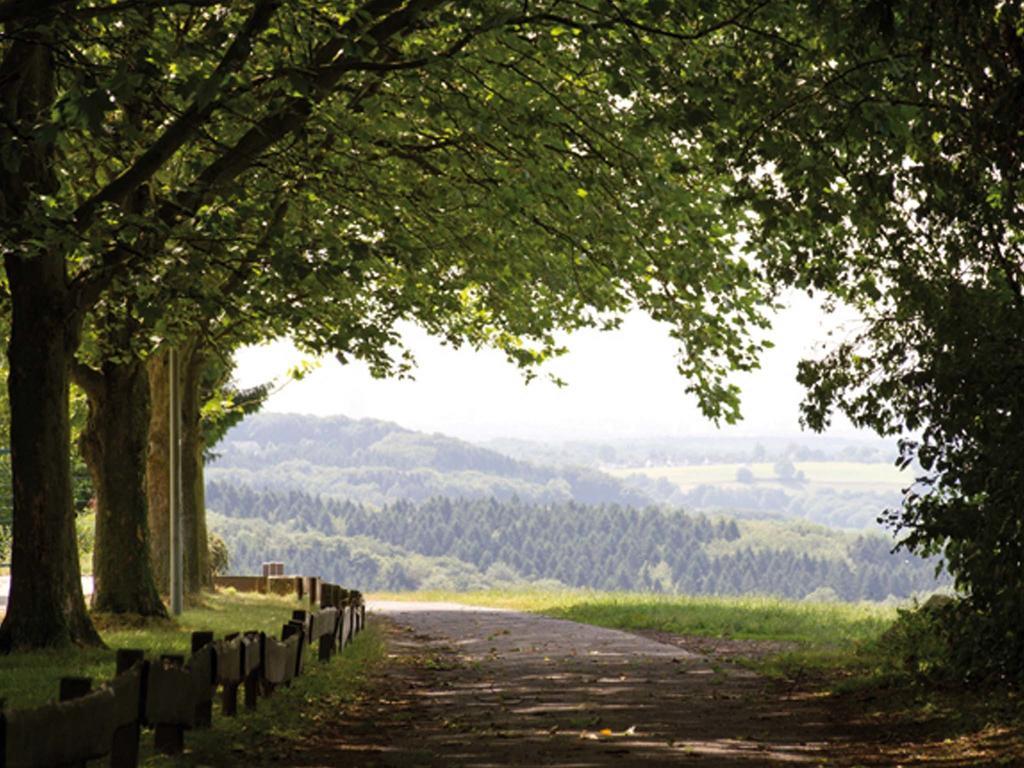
0;590;311;709
371;588;896;647
0;591;388;766
607;460;907;492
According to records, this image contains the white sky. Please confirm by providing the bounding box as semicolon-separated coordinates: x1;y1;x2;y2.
233;291;865;442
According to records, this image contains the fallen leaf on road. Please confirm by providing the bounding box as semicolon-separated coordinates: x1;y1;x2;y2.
580;726;638;740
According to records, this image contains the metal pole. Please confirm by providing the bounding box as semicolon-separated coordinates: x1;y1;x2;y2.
169;347;183;615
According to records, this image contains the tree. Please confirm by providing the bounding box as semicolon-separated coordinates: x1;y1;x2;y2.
1;1;779;648
208;532;230;580
704;2;1024;679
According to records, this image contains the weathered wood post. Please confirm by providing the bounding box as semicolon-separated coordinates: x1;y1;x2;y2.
152;655;186;755
242;632;263;711
316;609;337;662
111;649;146;768
217;636;243;716
59;678;92;768
189;631;215;727
283;621;306;679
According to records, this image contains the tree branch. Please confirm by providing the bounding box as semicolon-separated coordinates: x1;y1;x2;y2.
71;0;282;232
69;358;103;400
167;0;445;217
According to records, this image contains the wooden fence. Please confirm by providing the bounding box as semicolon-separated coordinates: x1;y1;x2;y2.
0;581;364;768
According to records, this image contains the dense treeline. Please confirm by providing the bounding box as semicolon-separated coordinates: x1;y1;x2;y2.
207;482;946;601
212;414;900;530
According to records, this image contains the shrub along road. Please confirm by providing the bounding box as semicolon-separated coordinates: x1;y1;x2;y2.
282;601;1021;767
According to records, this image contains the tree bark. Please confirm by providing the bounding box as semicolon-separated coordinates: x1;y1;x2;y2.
0;252;101;649
77;358;167;616
147;339;210;597
0;24;99;650
146;349;171;593
180;341;210;594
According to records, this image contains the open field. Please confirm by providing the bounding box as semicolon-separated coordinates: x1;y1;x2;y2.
608;460;909;493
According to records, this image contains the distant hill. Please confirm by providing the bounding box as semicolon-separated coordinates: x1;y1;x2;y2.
207;482;948;601
208;412;657;507
209;413;907;529
206;413;948;600
480;434;898;468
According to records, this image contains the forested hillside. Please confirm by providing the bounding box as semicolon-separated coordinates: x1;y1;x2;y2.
210;413;906;530
207;482;946;601
209;413;654;507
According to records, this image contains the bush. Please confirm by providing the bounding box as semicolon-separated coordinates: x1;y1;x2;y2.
735;466;755;483
873;595;1022;686
208;532;230;578
876;598;955;681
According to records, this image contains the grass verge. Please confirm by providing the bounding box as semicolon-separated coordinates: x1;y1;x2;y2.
371;588;893;653
1;591;387;767
0;590;310;709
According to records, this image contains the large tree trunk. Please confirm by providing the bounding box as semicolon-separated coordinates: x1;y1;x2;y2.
146;349;171;593
147;339;210;597
181;341;210;594
77;358;167;616
0;25;99;650
0;252;100;649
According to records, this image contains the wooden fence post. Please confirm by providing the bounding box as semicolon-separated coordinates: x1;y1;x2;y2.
111;650;146;768
58;678;92;768
242;632;263;711
283;621;306;679
190;632;214;722
153;656;186;755
218;635;243;717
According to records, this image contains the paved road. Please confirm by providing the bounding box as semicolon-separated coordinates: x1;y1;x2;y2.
290;601;850;767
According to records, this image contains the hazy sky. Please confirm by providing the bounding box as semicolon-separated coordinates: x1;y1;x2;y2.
233;291;865;442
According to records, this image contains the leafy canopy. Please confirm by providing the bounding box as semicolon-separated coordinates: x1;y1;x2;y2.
3;0;784;422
